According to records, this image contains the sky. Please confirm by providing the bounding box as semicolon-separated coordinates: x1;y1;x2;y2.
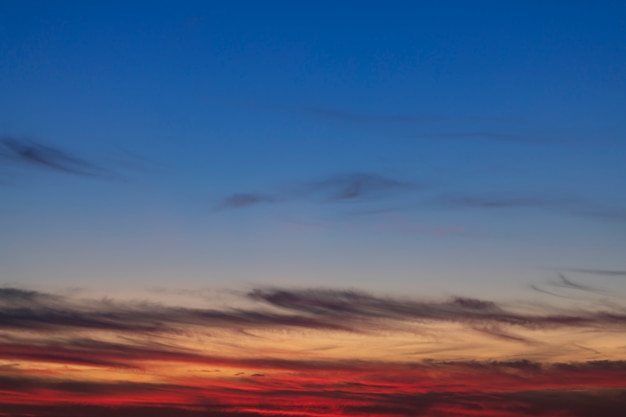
1;1;626;416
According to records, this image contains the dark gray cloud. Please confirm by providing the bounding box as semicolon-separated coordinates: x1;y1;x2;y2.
2;286;626;338
530;284;573;298
559;268;626;277
247;287;626;331
555;274;602;293
0;287;47;303
0;286;353;334
531;274;608;298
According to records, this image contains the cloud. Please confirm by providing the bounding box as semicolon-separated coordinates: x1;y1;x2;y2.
555;274;603;293
213;170;625;231
206;97;441;127
570;207;626;222
214;172;417;212
530;284;573;298
0;286;354;334
247;287;626;331
413;131;532;143
213;193;276;211
2;286;626;339
306;172;414;202
2;285;626;416
302;106;439;125
0;287;49;304
434;192;626;224
1;359;626;417
437;193;565;210
0;137;110;178
530;274;608;299
558;268;626;277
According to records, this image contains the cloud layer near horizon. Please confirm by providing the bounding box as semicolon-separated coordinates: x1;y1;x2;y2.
1;285;625;416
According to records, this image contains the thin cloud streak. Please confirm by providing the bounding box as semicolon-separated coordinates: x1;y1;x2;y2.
305;172;415;202
214;173;626;229
205;97;441;127
435;192;626;224
413;131;532;143
302;105;440;125
437;193;568;210
214;193;276;211
0;137;110;178
558;268;626;277
213;172;417;211
556;274;603;293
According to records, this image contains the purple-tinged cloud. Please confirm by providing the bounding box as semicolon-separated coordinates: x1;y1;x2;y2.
214;193;276;211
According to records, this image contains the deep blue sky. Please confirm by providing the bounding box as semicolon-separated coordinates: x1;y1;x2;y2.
1;1;625;296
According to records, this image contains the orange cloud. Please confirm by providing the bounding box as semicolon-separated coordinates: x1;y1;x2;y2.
1;286;625;416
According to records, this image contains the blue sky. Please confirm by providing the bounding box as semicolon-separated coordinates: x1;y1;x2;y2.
1;1;625;297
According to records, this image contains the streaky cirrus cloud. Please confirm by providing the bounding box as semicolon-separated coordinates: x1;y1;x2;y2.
558;268;626;277
213;193;276;211
412;131;532;143
0;137;111;178
2;286;626;338
1;285;626;417
436;193;570;210
305;172;414;202
435;192;626;223
529;274;608;298
215;172;626;230
206;97;442;126
214;171;418;211
302;105;441;125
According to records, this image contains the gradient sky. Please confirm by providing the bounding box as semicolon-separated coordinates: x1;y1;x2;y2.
1;1;626;416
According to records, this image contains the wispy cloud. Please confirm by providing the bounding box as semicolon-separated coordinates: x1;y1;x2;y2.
571;207;626;222
306;172;414;202
3;286;624;337
0;137;111;178
213;171;626;232
555;274;603;293
213;193;276;211
558;268;626;277
302;105;440;125
435;192;626;224
437;193;567;210
247;287;626;331
1;357;625;417
206;97;441;127
1;285;626;416
413;131;532;143
213;172;417;211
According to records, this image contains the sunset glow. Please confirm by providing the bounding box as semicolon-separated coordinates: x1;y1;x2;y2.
2;1;625;416
1;286;625;416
